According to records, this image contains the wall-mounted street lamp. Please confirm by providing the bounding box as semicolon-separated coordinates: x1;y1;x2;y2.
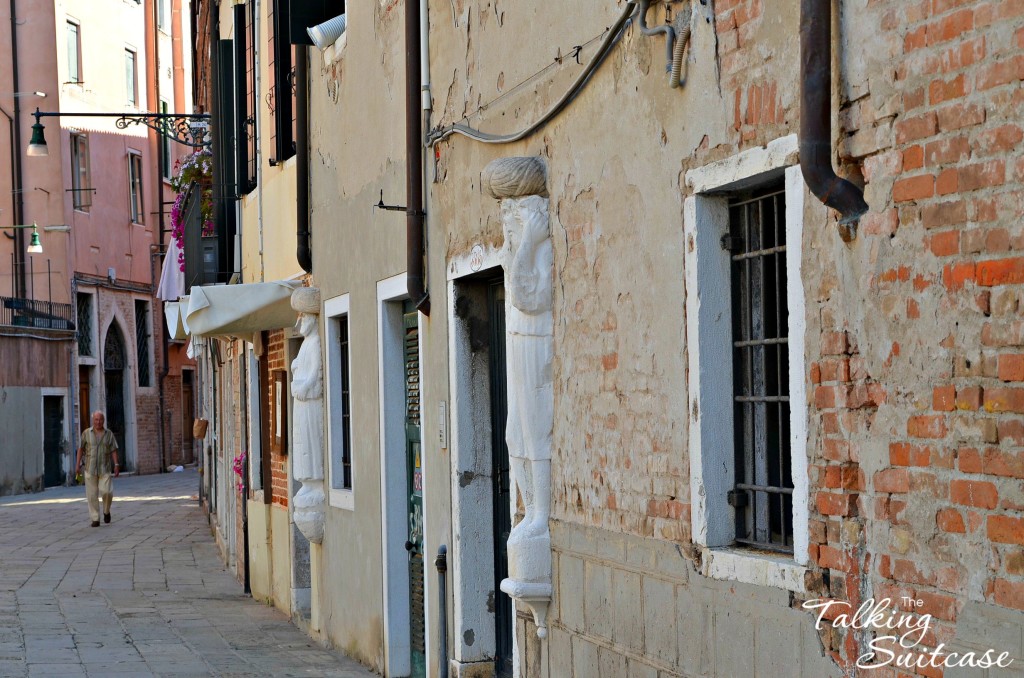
27;107;212;157
0;223;44;253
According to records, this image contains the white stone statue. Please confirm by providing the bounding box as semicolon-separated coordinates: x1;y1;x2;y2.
484;156;554;638
290;287;325;544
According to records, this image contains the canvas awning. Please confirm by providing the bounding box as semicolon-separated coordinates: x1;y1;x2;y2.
184;281;301;343
164;296;191;341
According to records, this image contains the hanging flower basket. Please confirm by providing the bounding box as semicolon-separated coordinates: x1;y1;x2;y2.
169;150;215;272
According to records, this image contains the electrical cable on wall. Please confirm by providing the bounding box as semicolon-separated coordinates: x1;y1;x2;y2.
426;1;639;146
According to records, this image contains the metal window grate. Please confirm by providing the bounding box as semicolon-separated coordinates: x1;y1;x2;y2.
337;315;352;490
728;184;794;554
77;293;93;356
135;300;151;387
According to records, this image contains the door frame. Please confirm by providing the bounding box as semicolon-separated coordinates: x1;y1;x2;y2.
378;272;432;677
101;312;138;471
446;246;519;676
40;388;70;486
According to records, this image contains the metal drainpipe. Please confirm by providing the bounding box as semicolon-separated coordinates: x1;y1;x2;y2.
799;0;868;240
405;0;429;314
296;47;311;274
10;0;26;299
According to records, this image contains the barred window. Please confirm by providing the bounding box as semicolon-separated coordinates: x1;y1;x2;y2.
268;0;297;163
325;294;353;505
727;183;794;553
135;300;151;387
77;293;93;356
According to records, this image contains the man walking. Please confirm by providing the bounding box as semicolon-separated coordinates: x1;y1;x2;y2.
75;411;120;527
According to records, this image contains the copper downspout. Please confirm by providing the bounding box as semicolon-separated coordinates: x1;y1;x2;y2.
405;0;429;314
800;0;868;239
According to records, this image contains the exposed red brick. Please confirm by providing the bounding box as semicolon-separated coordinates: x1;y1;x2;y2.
936;508;966;533
950;479;999;509
893;175;936;202
988;515;1024;545
977;257;1024;286
874;468;910;494
984;387;1024;413
994;578;1024;611
999;355;1024;382
816;491;858;517
908;415;948;438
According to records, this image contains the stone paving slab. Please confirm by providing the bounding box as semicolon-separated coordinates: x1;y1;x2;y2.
0;470;377;677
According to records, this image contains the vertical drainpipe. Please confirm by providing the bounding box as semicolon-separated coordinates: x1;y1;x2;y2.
10;0;26;299
296;46;311;274
405;0;429;314
799;0;869;241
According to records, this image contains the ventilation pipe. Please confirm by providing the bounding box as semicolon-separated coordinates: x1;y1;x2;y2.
405;0;429;314
800;0;868;239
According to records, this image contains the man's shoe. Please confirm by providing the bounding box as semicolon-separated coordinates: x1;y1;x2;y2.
103;513;111;524
91;521;99;527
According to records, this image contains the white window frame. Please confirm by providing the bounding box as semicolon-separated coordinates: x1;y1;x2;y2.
325;293;354;510
66;20;82;84
125;48;138;107
71;133;91;212
684;134;810;593
128;151;144;223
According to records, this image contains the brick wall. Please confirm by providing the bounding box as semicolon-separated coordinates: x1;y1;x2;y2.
266;330;289;507
810;0;1024;670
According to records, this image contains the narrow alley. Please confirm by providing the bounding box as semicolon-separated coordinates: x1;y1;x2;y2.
0;470;374;678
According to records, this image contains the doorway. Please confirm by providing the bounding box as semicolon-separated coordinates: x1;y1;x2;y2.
104;323;128;470
404;301;426;678
487;281;513;678
78;365;91;435
42;395;65;487
182;369;195;464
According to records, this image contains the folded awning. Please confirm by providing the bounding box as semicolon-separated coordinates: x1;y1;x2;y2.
164;296;191;341
185;281;301;343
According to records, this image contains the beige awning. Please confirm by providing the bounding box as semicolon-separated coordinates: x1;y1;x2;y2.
185;281;301;343
164;296;191;341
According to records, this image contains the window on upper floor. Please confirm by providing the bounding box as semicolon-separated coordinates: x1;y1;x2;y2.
160;100;172;180
685;136;810;593
241;0;258;192
268;0;297;164
128;153;144;223
67;21;82;83
125;49;138;106
325;294;354;508
76;292;94;357
157;0;168;31
71;134;91;212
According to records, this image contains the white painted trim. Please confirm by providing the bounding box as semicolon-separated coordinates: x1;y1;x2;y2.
701;548;807;593
446;243;503;281
785;166;810;567
685;136;810;590
685;134;799;194
247;347;263;492
324;293;354;511
39;391;70;481
377;273;412;678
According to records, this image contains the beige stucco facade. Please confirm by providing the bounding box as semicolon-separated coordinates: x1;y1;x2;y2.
191;0;1024;676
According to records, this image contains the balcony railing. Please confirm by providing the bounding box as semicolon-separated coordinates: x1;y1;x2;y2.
0;296;76;331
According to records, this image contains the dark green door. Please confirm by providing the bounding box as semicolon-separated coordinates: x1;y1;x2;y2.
104;323;128;469
488;282;513;678
404;302;426;678
43;396;64;487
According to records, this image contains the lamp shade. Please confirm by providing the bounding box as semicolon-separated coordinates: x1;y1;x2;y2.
27;122;48;157
26;226;42;253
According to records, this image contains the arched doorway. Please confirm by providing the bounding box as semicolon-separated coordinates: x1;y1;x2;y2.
104;322;129;471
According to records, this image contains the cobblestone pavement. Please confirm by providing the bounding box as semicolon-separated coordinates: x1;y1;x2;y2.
0;470;375;678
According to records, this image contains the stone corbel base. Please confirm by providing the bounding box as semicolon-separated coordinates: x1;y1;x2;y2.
500;579;553;639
